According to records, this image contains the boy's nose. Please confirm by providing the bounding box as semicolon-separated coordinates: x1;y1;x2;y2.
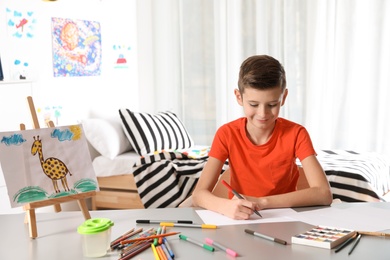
257;106;267;117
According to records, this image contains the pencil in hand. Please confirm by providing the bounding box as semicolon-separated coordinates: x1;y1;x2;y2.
221;180;262;218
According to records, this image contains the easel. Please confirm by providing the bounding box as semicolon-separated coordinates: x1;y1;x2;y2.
21;96;96;239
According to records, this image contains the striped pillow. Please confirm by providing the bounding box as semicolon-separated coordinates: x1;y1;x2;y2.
119;109;194;156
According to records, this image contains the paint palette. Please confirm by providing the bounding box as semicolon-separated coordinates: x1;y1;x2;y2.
291;226;356;249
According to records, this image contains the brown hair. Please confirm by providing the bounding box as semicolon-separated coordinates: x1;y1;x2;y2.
237;55;286;94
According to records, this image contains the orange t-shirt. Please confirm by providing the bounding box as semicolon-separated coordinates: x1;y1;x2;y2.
209;117;315;197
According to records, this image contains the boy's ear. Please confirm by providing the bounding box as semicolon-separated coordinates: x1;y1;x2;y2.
281;88;288;106
234;89;243;105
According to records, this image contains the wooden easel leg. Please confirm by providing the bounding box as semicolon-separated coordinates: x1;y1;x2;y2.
77;199;91;220
54;204;62;212
26;209;38;239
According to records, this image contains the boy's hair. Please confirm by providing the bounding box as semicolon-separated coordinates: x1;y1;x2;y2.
237;55;286;94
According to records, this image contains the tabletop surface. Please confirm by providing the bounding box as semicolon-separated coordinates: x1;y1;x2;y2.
1;203;390;260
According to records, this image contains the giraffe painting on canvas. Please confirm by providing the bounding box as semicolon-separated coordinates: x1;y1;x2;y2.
31;135;72;193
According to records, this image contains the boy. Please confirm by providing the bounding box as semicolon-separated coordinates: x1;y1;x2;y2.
192;55;332;220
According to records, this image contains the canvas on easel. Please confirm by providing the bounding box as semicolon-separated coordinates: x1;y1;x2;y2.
0;96;98;238
0;124;98;207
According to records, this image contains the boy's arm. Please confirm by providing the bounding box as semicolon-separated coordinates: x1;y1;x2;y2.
192;157;257;219
253;155;332;209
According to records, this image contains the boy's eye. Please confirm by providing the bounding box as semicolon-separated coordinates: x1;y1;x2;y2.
249;103;258;107
268;104;277;108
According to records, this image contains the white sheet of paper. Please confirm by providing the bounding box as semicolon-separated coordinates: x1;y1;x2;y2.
196;204;390;232
292;205;390;232
196;208;298;226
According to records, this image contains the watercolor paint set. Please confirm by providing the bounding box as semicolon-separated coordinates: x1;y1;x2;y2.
291;225;356;249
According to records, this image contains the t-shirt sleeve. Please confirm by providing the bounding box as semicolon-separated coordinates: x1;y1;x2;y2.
295;126;316;162
208;126;229;163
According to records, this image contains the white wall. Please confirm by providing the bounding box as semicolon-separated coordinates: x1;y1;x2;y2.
0;0;139;131
0;0;139;213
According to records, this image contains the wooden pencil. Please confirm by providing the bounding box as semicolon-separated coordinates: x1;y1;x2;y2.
357;231;390;237
119;241;151;260
120;232;181;245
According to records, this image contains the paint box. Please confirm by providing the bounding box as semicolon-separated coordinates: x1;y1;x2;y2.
292;225;356;249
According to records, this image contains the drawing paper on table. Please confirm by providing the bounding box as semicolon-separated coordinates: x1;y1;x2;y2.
293;205;390;232
196;208;297;226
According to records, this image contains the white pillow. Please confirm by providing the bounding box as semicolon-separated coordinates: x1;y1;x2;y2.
119;109;194;156
82;118;133;159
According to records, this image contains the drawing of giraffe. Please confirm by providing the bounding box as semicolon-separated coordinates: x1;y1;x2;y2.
31;135;72;193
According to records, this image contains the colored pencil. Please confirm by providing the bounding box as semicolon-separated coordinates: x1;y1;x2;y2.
111;228;143;250
120;232;181;245
119;241;151;260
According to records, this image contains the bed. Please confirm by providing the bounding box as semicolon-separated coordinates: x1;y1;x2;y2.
297;150;390;202
83;111;390;210
83;109;220;210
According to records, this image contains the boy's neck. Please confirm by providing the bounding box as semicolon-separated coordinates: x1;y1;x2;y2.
245;119;276;145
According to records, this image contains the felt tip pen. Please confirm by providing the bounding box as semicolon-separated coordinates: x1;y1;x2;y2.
136;219;193;224
245;229;287;245
221;180;262;218
163;238;175;258
179;234;215;252
205;238;238;257
161;243;173;260
154;227;162;246
160;222;217;229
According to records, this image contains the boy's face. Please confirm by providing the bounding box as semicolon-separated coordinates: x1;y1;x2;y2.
235;86;288;131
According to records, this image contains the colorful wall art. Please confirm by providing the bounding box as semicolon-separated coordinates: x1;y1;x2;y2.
51;17;102;77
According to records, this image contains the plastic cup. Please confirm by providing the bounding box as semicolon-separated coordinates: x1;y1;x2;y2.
77;218;114;257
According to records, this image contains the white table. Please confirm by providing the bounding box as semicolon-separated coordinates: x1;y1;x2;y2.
1;203;389;260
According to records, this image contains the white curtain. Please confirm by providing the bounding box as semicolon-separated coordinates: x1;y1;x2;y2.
137;0;390;155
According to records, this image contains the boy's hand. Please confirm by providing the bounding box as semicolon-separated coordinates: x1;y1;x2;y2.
222;197;258;220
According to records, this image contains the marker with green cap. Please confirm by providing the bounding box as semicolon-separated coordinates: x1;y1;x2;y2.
179;234;215;252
